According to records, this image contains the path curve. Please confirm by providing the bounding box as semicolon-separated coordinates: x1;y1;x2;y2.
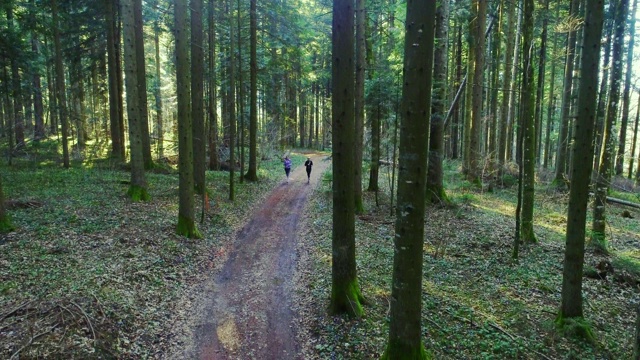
190;153;330;359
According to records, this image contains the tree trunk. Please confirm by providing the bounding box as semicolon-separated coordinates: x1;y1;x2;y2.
52;0;69;168
246;0;258;181
499;0;516;173
134;0;153;169
0;175;14;232
382;0;435;357
559;0;603;323
554;0;580;184
330;0;364;318
594;7;614;177
593;0;627;252
615;0;638;175
629;106;639;179
544;6;559;169
153;18;164;160
121;0;149;201
106;0;123;161
175;0;201;238
192;0;206;194
208;0;220;171
468;0;486;182
534;0;549;165
237;0;245;184
354;0;365;213
228;0;236;201
32;35;45;141
426;0;449;204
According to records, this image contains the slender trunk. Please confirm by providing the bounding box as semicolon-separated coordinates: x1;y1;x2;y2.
192;0;206;194
520;0;536;243
106;0;123;161
499;0;516;172
615;0;638;175
554;0;580;184
594;8;614;177
154;19;164;159
208;0;220;170
121;0;149;201
354;0;365;213
534;0;549;165
544;7;559;169
629;105;639;179
32;36;45;141
134;0;152;168
228;0;236;201
593;0;627;252
560;0;603;321
52;0;69;168
426;0;449;204
175;0;201;238
246;0;258;180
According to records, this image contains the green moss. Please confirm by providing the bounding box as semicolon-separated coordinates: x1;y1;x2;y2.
381;340;431;360
588;233;609;255
176;215;203;239
425;186;449;206
555;313;596;344
329;278;365;317
0;217;15;233
127;185;150;202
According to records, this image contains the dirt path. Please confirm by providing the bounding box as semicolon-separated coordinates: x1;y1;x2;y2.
183;153;330;359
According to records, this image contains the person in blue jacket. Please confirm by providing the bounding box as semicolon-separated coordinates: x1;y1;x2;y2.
283;156;292;182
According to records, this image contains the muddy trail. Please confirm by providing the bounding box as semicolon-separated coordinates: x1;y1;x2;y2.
179;154;330;359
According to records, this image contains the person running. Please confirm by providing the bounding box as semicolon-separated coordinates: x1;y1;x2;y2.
283;156;292;182
304;157;313;183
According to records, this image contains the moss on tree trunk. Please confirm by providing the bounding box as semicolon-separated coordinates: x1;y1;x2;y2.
176;215;202;239
329;278;364;317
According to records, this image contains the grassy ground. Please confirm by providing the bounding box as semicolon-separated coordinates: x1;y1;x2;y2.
0;138;307;358
297;160;640;359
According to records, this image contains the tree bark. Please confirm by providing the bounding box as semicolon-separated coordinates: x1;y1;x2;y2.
228;0;236;201
132;0;152;169
560;0;604;322
593;0;627;252
208;0;220;171
353;0;366;213
330;0;364;318
615;0;638;175
246;0;258;181
52;0;69;168
499;0;516;173
192;0;206;194
554;0;580;184
175;0;201;238
534;0;549;165
121;0;149;201
153;15;164;160
426;0;449;204
382;0;435;357
520;0;536;244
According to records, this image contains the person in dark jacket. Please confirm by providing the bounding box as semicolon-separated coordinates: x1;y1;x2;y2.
304;157;313;183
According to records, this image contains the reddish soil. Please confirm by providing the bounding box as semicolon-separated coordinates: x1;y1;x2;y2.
180;154;330;359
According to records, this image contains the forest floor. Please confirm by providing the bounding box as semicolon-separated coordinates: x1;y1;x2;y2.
1;141;639;359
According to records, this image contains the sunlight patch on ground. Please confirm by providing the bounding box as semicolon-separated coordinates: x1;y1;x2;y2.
216;317;240;352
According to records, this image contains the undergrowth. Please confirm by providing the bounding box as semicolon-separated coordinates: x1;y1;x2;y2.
0;144;304;358
298;159;640;359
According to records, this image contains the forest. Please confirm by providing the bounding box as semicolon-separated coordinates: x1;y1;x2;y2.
1;0;640;358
